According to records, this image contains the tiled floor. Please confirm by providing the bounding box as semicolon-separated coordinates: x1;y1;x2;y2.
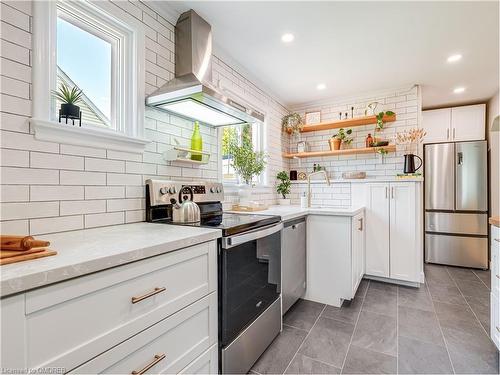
251;264;499;374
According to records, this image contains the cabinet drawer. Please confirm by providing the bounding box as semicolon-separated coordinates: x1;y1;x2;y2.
179;344;218;374
492;242;499;297
490;292;500;350
24;241;217;371
72;292;217;374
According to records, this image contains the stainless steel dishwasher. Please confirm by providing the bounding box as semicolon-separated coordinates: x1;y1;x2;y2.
282;217;306;314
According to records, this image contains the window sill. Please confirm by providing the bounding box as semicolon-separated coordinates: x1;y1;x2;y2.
31;119;150;154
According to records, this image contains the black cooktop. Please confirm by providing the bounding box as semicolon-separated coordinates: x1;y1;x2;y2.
172;213;281;236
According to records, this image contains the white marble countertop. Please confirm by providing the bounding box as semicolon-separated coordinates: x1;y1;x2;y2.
291;177;423;183
229;205;364;222
0;223;221;297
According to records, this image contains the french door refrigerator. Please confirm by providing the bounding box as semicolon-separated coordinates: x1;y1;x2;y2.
424;141;488;269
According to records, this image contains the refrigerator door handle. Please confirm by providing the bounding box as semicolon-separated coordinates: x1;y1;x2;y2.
457;152;463;165
385;186;388;199
446;128;449;140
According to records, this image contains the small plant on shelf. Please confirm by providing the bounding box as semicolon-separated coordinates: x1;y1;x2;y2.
375;111;396;131
276;171;291;205
281;113;303;135
330;128;353;150
52;83;83;125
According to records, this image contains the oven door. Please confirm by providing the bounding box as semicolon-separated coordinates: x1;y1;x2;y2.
219;223;282;346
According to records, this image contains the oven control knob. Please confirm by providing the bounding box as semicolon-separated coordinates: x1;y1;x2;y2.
159;187;169;195
210;187;216;193
169;187;176;194
216;187;222;193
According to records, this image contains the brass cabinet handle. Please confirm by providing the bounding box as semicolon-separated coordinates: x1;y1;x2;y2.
131;354;165;375
131;287;166;304
358;218;363;231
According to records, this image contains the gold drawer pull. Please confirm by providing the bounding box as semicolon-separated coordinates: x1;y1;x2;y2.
131;353;165;375
131;287;166;304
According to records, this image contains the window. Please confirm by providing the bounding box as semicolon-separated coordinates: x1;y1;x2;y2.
221;122;265;185
31;0;147;153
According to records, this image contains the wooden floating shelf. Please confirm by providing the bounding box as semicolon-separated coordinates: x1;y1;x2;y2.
290;114;396;133
283;145;396;159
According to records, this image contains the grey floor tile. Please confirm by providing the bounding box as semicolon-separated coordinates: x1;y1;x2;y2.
434;301;484;335
342;345;397;374
398;336;453;374
446;266;482;282
427;283;467;305
322;297;363;324
398;306;445;346
465;294;491;334
252;325;307;374
367;280;397;295
424;264;455;286
454;278;489;299
351;310;397;356
398;285;434;312
473;269;491;289
283;299;325;331
442;327;500;374
355;279;369;298
362;288;397;317
298;316;355;368
285;353;341;374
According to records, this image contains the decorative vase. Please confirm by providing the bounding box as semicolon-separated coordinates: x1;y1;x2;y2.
238;185;252;206
329;138;341;151
278;198;291;205
190;121;203;161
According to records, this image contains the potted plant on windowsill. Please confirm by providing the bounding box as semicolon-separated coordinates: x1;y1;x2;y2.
52;83;83;125
329;128;353;150
276;171;291;205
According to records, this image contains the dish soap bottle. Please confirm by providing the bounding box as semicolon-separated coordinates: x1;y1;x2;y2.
190;121;203;161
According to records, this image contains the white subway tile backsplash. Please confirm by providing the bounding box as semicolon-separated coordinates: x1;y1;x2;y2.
85;157;125;173
30;185;83;201
125;185;145;198
1;148;29;167
1;75;30;99
30;152;84;170
107;198;144;212
1;130;59;153
60;200;106;215
125;209;145;223
1;167;59;185
60;171;106;185
0;219;29;234
125;161;156;174
85;211;124;228
0;185;29;202
106;173;143;186
85;186;125;199
0;20;31;48
30;215;84;235
0;112;30;133
1;201;59;220
106;149;142;162
61;144;107;158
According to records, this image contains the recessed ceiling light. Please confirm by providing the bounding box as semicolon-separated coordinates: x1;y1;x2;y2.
281;33;294;43
447;54;462;63
453;87;466;94
316;83;326;90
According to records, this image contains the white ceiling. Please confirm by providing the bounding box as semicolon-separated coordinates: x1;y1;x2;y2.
159;1;499;109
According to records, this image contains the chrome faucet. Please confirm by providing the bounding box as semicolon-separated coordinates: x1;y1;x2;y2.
307;170;331;207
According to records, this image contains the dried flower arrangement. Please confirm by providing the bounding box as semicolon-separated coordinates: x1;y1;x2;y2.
395;128;426;152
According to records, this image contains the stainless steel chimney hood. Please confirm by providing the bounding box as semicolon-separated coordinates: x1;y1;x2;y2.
146;10;264;126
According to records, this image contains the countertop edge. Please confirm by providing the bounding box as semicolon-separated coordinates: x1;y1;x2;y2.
0;229;221;298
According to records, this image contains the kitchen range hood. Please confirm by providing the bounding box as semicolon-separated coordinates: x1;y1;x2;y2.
146;10;264;126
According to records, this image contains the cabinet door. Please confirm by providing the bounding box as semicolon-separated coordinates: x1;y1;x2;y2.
422;108;451;144
451;104;485;141
491;292;500;350
351;213;365;297
365;184;390;278
389;183;417;282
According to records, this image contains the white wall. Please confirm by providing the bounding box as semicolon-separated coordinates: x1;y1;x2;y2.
488;91;499;216
0;0;288;235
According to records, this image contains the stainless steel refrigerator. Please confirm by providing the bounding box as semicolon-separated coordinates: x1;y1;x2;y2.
424;141;488;269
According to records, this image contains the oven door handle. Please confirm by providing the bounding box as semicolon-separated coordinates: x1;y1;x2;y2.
222;223;283;249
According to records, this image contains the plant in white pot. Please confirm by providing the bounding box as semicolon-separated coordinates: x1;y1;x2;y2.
276;171;291;205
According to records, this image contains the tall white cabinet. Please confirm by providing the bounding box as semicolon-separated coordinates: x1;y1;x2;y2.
364;181;422;284
422;104;485;144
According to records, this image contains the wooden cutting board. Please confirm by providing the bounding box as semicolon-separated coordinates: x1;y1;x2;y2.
0;247;45;259
0;249;57;265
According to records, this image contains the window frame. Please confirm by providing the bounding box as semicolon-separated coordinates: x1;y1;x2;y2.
31;0;148;153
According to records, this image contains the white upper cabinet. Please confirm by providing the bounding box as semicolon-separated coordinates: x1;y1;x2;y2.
422;104;485;144
422;108;452;143
451;104;486;141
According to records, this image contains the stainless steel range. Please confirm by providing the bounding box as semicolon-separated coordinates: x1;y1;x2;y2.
145;179;282;374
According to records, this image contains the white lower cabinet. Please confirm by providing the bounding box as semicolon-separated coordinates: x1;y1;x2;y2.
365;182;422;283
305;211;365;307
179;345;218;374
0;240;219;374
490;225;500;350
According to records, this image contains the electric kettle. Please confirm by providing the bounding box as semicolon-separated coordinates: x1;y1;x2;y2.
170;186;200;223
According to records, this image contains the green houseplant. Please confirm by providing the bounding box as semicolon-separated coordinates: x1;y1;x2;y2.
330;128;353;150
52;82;83;120
375;110;395;131
276;171;291;205
281;113;303;135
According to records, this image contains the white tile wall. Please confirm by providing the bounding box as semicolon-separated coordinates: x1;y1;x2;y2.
0;0;288;234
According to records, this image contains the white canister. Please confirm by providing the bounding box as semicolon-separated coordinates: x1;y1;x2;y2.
300;194;308;208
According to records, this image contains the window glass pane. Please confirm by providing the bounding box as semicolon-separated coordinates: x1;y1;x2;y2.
56;16;112;127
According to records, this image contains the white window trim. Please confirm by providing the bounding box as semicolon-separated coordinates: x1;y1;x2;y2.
31;0;148;153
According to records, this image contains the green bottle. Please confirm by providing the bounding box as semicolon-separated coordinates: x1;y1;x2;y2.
190;121;203;161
